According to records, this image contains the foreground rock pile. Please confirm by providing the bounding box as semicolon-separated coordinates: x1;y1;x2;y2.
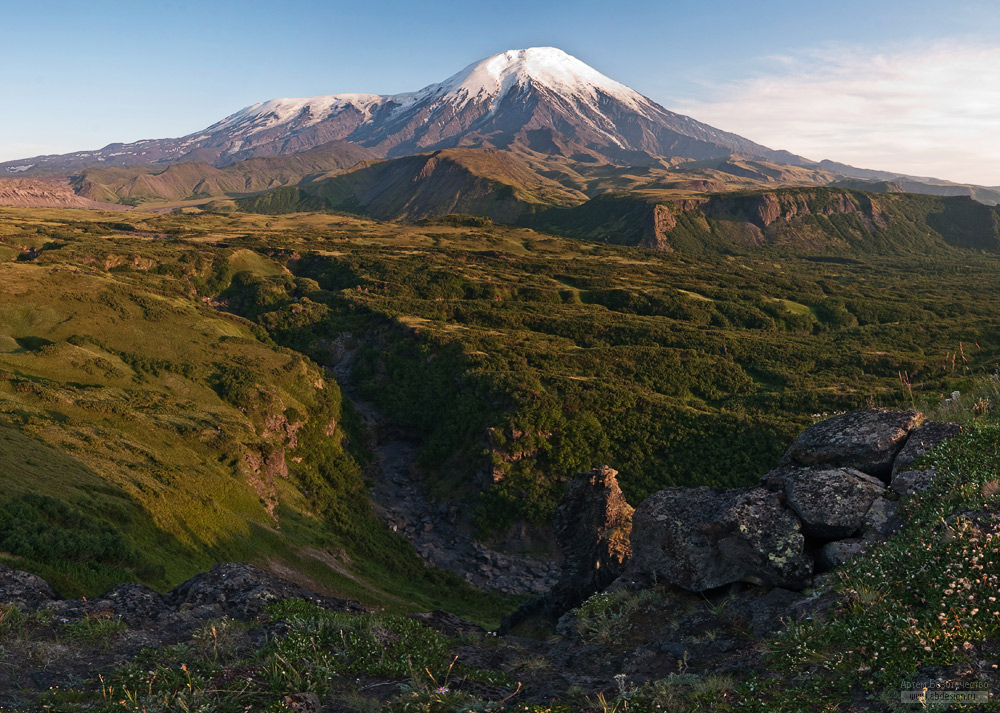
625;409;957;592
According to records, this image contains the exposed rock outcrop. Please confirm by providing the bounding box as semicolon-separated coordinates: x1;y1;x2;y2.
500;466;634;631
706;190;888;231
628;486;811;591
0;565;58;611
891;468;937;497
551;466;634;609
816;538;869;571
623;409;960;594
892;421;962;475
780;408;924;479
167;562;363;620
781;467;886;540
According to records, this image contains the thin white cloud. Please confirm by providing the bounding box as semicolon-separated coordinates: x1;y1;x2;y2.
671;41;1000;186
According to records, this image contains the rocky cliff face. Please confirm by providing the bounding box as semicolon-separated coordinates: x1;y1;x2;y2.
551;466;634;607
707;190;888;230
640;188;890;251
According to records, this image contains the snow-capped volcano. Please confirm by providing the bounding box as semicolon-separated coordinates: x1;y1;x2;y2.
2;47;803;174
419;47;649;114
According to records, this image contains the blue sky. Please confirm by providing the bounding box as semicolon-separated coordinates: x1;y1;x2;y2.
3;0;1000;183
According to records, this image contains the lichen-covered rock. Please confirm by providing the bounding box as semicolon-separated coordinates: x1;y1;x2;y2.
629;486;812;592
90;583;168;626
783;468;886;540
891;469;937;497
892;421;961;475
781;408;924;478
816;539;870;571
859;497;902;540
0;565;58;611
724;586;810;637
167;563;363;620
759;463;810;491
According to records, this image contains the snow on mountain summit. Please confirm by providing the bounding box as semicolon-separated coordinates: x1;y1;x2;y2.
211;48;649;135
208;94;386;136
424;47;649;113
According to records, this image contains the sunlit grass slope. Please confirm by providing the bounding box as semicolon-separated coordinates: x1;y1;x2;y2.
0;207;517;623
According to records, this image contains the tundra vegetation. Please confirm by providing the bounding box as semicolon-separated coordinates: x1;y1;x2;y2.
0;205;999;710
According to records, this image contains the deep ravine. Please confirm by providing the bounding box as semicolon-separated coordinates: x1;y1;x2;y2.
325;336;559;596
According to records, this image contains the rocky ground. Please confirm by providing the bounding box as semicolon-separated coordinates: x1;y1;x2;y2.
2;408;998;712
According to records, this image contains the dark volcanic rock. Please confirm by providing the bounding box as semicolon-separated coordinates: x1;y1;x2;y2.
781;408;924;478
892;421;962;475
783;467;886;540
629;487;812;591
90;583;168;626
725;586;810;637
859;497;902;540
817;538;870;571
0;565;58;610
499;466;634;632
891;468;937;497
551;465;633;610
167;563;363;620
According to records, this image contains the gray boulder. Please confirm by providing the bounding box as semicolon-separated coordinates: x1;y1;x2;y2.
0;565;58;611
783;467;886;540
167;563;363;620
725;586;811;637
629;486;812;591
892;421;961;475
859;497;902;539
816;539;870;571
782;408;924;479
891;469;936;497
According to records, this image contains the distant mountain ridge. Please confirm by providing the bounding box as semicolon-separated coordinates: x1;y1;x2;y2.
70;141;377;204
0;47;805;175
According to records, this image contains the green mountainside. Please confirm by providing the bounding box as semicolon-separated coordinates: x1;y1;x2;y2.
1;204;1000;712
0;208;514;621
236;148;586;221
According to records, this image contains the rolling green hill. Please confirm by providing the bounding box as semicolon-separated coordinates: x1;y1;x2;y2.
0;207;513;621
237;148;587;221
